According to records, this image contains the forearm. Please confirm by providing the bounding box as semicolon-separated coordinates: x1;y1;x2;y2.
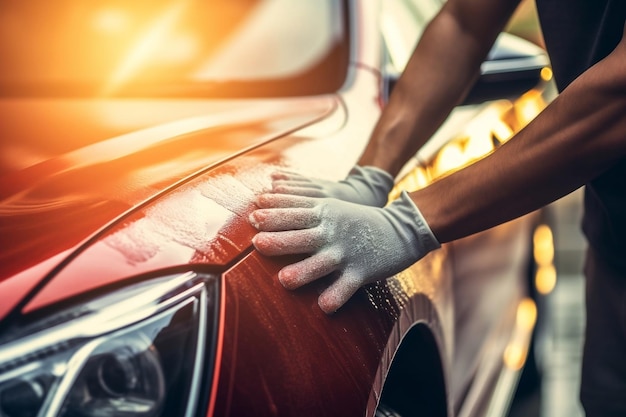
415;34;626;242
359;0;520;176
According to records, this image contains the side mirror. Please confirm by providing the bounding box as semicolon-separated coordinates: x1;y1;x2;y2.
462;32;549;105
384;32;549;105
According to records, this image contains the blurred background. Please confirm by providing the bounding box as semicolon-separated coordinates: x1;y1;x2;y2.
506;2;586;416
507;190;586;417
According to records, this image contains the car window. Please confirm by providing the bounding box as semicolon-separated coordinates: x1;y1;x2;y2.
0;0;349;97
381;0;443;72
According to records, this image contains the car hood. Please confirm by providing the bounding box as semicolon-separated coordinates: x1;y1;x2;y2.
0;96;337;318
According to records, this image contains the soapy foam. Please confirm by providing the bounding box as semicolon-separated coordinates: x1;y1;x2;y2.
199;174;255;216
105;188;234;264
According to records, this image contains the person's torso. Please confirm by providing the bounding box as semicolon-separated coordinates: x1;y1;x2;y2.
536;0;626;267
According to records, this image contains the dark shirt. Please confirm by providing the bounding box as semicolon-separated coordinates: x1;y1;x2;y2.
536;0;626;268
535;3;626;414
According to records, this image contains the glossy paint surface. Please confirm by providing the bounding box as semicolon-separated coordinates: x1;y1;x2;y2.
19;56;382;312
0;97;335;318
21;135;319;311
214;250;391;416
1;2;457;416
211;248;452;416
14;55;454;416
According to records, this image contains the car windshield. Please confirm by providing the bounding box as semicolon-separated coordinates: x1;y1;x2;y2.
0;0;349;97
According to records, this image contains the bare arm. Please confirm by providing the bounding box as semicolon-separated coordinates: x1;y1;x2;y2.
415;24;626;242
359;0;522;176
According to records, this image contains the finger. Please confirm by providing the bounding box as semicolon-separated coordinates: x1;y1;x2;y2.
272;186;326;198
252;228;325;256
270;171;306;181
317;272;362;314
255;193;317;209
249;208;319;231
277;251;340;289
272;179;321;190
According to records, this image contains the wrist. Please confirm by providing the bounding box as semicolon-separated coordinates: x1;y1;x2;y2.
389;191;441;256
347;165;395;207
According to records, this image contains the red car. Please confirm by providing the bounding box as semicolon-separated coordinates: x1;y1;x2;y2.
0;1;555;416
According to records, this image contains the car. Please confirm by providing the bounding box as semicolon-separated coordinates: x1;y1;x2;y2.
0;1;556;416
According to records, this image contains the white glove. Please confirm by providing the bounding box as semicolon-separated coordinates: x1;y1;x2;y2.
249;191;440;313
270;165;394;207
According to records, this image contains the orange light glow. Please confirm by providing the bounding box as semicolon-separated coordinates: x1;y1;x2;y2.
102;0;190;96
413;166;430;188
389;166;431;200
536;264;557;295
492;119;514;143
432;141;465;177
533;224;557;295
390;90;545;201
540;67;553;82
430;126;495;178
93;9;129;34
514;90;546;126
465;129;494;161
503;298;537;371
158;33;199;64
517;298;537;332
533;224;554;265
503;344;525;371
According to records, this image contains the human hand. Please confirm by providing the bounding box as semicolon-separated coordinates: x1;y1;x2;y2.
249;191;440;313
270;165;394;207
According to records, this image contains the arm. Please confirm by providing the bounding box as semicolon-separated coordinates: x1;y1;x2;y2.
249;0;526;313
415;23;626;242
250;4;625;313
265;0;521;206
359;0;522;176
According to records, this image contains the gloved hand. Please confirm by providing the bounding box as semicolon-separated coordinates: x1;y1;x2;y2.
270;165;394;207
249;191;440;313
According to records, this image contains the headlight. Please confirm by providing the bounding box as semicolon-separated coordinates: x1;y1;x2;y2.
0;272;218;417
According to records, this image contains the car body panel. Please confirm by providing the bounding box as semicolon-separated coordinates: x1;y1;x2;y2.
449;215;534;416
0;1;552;416
12;59;455;416
213;246;452;416
0;97;336;318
